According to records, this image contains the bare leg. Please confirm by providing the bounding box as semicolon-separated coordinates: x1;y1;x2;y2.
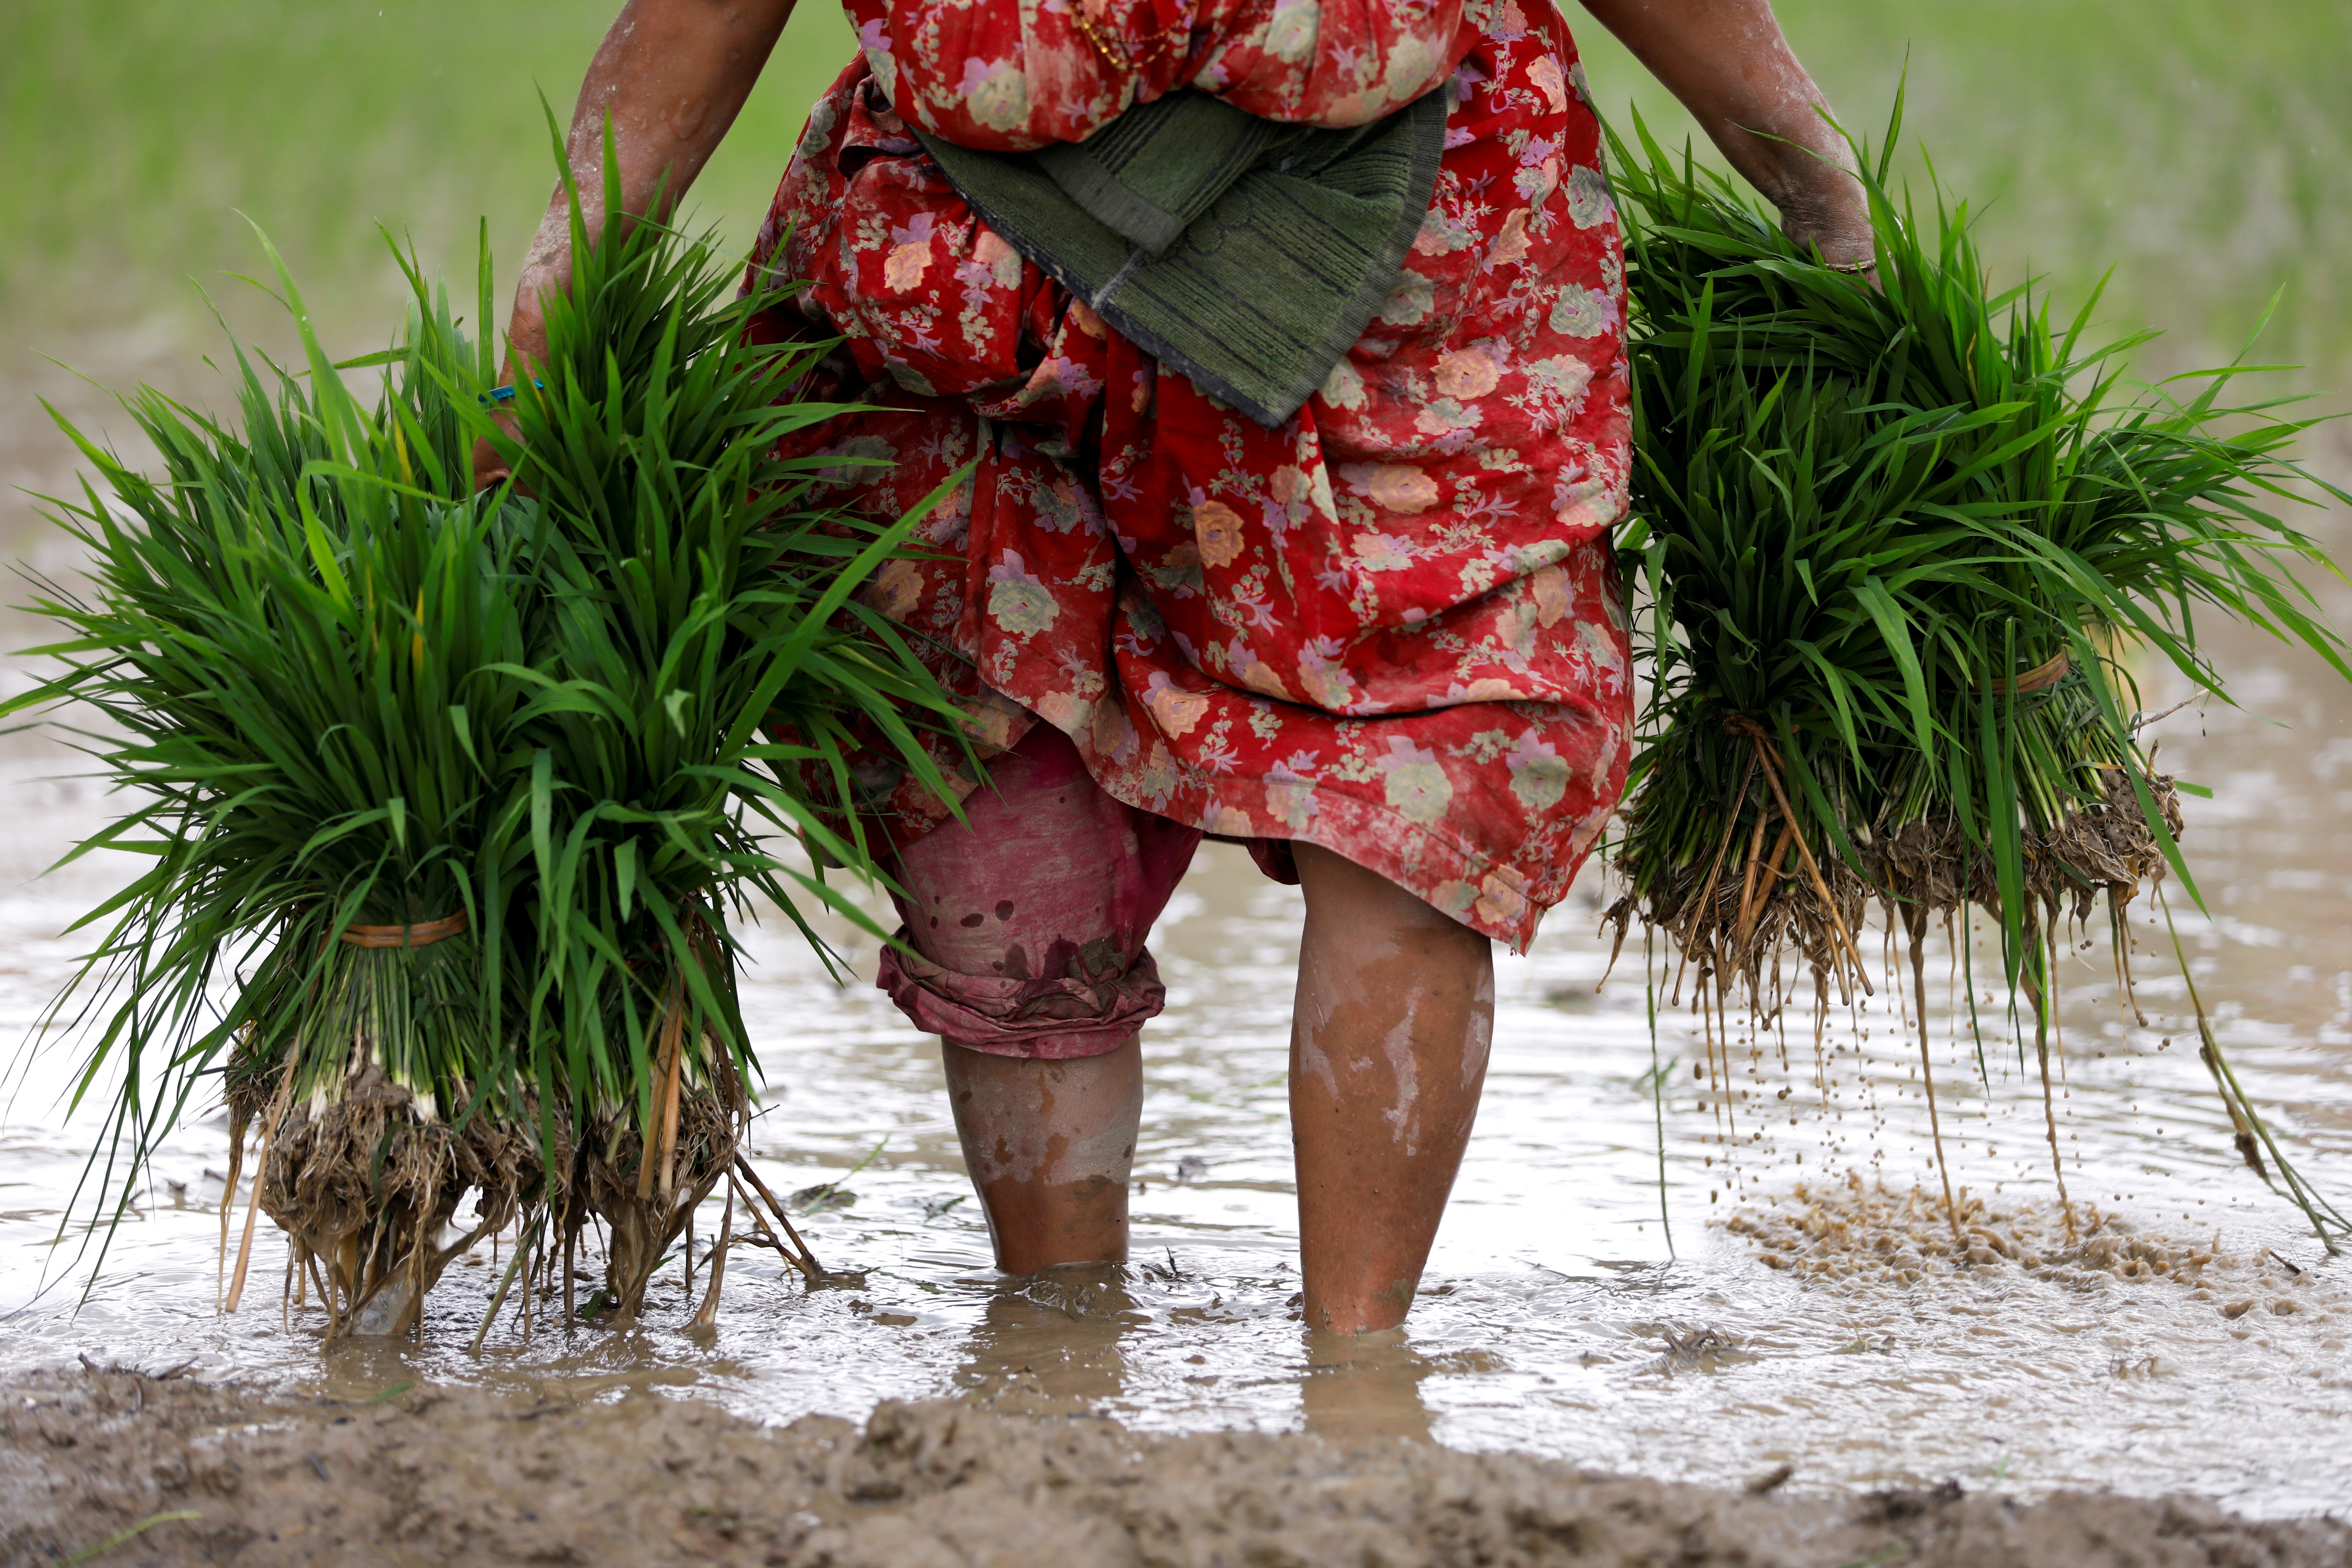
1290;844;1494;1333
943;1036;1140;1273
882;723;1195;1276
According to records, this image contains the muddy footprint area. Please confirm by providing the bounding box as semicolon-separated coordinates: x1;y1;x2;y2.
4;1367;2346;1568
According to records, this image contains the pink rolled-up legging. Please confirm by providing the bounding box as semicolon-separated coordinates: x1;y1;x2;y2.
875;723;1204;1059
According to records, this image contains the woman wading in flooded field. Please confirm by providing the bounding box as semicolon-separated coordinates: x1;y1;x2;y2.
485;0;1870;1333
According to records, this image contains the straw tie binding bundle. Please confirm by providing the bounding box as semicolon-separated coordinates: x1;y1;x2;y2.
338;911;469;948
1986;651;2072;696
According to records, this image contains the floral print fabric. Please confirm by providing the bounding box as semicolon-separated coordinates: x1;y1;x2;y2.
747;0;1634;952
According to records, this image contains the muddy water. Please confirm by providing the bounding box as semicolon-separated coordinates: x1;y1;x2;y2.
4;407;2351;1518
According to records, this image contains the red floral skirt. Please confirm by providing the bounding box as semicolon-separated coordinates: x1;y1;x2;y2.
747;5;1633;952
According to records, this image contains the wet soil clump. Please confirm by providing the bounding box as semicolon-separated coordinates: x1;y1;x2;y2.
1730;1175;2224;1284
1728;1177;2349;1307
5;1364;2346;1567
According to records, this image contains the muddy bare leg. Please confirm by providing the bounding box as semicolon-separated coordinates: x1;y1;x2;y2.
944;1036;1140;1274
1290;845;1494;1334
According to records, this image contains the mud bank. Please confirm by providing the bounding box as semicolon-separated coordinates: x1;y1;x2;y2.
5;1365;2345;1567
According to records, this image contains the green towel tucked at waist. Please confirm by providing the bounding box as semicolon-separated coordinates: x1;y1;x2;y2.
913;87;1449;428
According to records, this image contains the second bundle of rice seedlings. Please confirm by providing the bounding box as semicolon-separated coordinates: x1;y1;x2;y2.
482;145;968;1323
1604;102;2352;1246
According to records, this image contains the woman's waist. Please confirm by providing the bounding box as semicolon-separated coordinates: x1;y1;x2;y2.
782;24;1593;263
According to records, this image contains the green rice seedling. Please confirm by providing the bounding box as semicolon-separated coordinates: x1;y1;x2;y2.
1603;98;2352;1247
8;128;969;1332
462;126;972;1321
11;244;551;1334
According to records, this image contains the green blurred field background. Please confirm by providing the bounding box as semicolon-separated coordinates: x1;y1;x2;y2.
0;0;2345;415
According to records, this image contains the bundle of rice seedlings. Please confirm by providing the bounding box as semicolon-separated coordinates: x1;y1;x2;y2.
478;140;969;1323
13;243;548;1335
1602;100;2352;1247
8;133;966;1333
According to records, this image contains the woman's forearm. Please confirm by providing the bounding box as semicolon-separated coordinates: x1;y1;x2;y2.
1575;0;1869;259
509;0;797;366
